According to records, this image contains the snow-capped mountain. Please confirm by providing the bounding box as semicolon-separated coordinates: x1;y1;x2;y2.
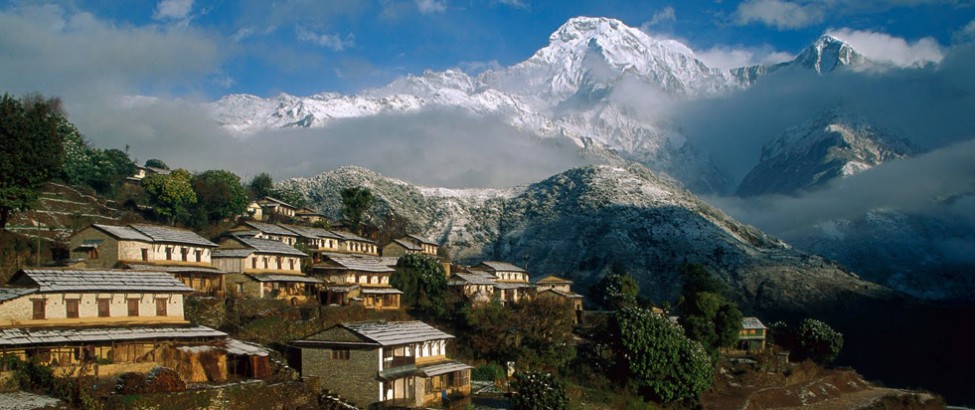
279;165;892;311
737;108;916;196
208;17;870;194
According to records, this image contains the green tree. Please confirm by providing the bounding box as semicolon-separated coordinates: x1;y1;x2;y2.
796;319;844;364
0;93;66;230
249;172;274;199
340;186;374;233
590;266;640;310
511;371;568;410
144;159;169;169
462;301;518;362
190;169;249;226
613;307;713;405
392;253;447;317
143;169;197;225
61;130;135;196
513;297;577;371
678;264;742;357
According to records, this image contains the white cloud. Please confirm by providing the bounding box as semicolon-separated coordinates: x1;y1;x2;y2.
296;28;355;51
0;4;224;99
494;0;529;9
416;0;447;14
153;0;193;21
642;6;676;29
696;44;793;69
828;28;944;67
456;60;503;74
735;0;824;30
957;19;975;42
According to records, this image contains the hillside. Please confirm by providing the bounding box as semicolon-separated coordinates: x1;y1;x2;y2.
280;164;892;313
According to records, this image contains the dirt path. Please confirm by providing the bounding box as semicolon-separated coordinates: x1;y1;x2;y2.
770;387;932;410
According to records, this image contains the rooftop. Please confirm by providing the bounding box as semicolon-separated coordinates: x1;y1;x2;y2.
742;317;767;330
8;269;196;293
406;234;438;246
317;254;395;273
534;275;573;284
476;261;526;273
0;325;226;348
241;221;299;237
91;224;152;241
230;236;308;257
343;321;454;346
129;224;217;247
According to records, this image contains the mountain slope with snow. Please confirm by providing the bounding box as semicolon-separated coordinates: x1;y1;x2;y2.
738;108;916;196
279;165;891;312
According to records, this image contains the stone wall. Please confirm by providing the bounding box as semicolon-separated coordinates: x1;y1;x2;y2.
301;346;379;407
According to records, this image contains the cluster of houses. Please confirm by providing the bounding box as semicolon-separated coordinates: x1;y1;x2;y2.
0;192;769;408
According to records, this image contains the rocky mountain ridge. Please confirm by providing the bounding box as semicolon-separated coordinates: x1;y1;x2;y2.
279;165;891;312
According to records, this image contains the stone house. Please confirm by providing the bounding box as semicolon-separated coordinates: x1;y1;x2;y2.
246;197;298;221
312;253;402;310
227;221;300;246
295;207;329;225
382;235;439;258
446;272;498;306
738;317;768;352
471;261;532;304
276;225;343;262
68;224;224;296
332;231;379;255
293;321;471;408
212;235;320;303
533;275;584;313
0;269;228;382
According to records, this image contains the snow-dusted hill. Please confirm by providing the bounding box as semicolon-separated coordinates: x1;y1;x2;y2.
279;165;891;311
738;108;916;196
209;18;872;194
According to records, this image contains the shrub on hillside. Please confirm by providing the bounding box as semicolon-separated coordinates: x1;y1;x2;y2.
510;371;567;410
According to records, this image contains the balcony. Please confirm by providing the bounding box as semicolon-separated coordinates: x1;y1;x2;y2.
383;356;416;370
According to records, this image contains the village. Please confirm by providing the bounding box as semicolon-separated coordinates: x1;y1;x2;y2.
0;160;789;410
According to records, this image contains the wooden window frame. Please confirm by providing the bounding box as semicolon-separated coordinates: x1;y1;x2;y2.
127;299;140;317
32;299;45;320
97;298;110;317
141;248;149;262
331;349;350;360
155;298;168;316
181;248;189;262
195;250;203;262
165;248;173;261
65;299;80;319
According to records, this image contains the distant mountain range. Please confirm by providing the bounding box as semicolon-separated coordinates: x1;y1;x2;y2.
209;17;877;195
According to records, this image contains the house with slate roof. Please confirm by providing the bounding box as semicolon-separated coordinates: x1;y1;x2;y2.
470;261;532;304
533;275;584;322
212;235;320;303
293;321;471;408
295;207;329;225
738;317;768;352
382;235;439;258
227;221;300;246
246;196;299;222
0;269;228;382
312;253;402;310
68;224;224;295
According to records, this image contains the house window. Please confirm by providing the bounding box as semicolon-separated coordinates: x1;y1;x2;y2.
127;299;139;316
65;299;79;318
141;249;149;261
289;259;295;270
32;300;45;320
331;349;350;360
156;298;168;316
252;258;257;269
195;250;202;262
87;248;99;259
181;248;188;262
165;248;173;261
263;258;268;269
97;299;110;317
276;257;282;270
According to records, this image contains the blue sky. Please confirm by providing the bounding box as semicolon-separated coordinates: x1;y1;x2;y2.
2;0;972;100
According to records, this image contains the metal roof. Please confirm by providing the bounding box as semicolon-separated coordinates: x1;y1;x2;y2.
129;224;217;247
742;317;767;330
476;261;526;273
91;224;152;241
232;236;308;257
224;338;270;356
0;325;226;348
241;221;299;237
246;274;322;284
419;361;472;377
341;321;454;346
13;269;196;293
124;264;225;275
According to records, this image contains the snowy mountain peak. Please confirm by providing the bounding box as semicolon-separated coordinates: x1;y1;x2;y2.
791;34;866;74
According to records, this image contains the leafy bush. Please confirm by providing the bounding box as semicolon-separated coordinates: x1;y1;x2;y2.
510;371;567;410
796;319;844;364
472;363;504;381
